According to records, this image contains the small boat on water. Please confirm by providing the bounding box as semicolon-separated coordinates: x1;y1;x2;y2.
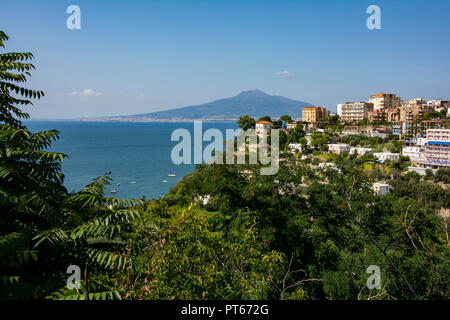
116;183;120;186
130;181;137;184
168;174;176;177
111;190;117;194
162;180;169;183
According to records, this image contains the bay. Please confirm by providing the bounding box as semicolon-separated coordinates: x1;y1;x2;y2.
24;121;239;199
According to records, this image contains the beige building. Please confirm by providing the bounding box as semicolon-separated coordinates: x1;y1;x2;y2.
369;93;402;111
302;106;327;123
338;102;373;122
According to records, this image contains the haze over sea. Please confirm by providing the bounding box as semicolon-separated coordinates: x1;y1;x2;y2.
25;121;238;199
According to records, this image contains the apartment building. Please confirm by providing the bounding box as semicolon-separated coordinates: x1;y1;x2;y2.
255;121;272;136
390;103;435;138
368;108;399;123
369;93;402;111
423;129;450;167
302;106;327;123
337;104;343;117
427;99;450;111
338;102;374;123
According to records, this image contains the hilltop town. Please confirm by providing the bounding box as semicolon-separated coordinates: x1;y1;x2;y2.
237;93;450;195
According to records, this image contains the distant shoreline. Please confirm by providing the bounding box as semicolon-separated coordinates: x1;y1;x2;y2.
27;118;239;123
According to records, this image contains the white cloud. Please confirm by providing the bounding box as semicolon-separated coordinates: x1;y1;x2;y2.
81;89;95;96
276;70;295;77
68;89;102;96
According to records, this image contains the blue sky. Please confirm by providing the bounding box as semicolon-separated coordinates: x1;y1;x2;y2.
1;0;449;118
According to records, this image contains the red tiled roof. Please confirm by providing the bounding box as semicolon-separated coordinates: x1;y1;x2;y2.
256;121;272;124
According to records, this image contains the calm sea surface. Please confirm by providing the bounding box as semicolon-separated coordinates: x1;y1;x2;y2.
25;121;238;199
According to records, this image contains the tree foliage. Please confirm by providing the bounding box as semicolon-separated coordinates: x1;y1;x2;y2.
1;30;448;300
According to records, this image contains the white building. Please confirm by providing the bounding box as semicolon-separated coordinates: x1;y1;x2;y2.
337;104;343;117
287;122;298;130
319;162;339;170
338;102;374;123
374;152;400;162
423;129;450;167
427;99;450;111
255;121;272;136
328;143;350;154
402;146;424;162
370;132;388;139
373;183;391;195
349;147;374;157
417;137;427;146
288;143;303;153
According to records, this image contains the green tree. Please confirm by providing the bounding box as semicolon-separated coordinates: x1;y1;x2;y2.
0;31;143;300
237;115;256;131
287;123;306;145
279;115;293;123
257;116;272;122
423;111;443;120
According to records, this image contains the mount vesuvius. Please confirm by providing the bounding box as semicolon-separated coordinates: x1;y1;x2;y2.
94;90;316;122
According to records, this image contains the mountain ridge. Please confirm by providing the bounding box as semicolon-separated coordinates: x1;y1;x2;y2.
91;90;317;122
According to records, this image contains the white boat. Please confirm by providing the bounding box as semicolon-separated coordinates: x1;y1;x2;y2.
116;183;120;186
162;180;169;183
168;174;176;177
111;190;117;194
130;181;137;184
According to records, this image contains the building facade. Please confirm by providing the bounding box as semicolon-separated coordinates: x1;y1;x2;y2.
423;129;450;167
402;146;424;162
328;144;350;154
374;152;400;162
349;147;374;157
339;102;374;123
369;93;402;111
255;121;272;136
427;99;450;111
373;183;391;195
